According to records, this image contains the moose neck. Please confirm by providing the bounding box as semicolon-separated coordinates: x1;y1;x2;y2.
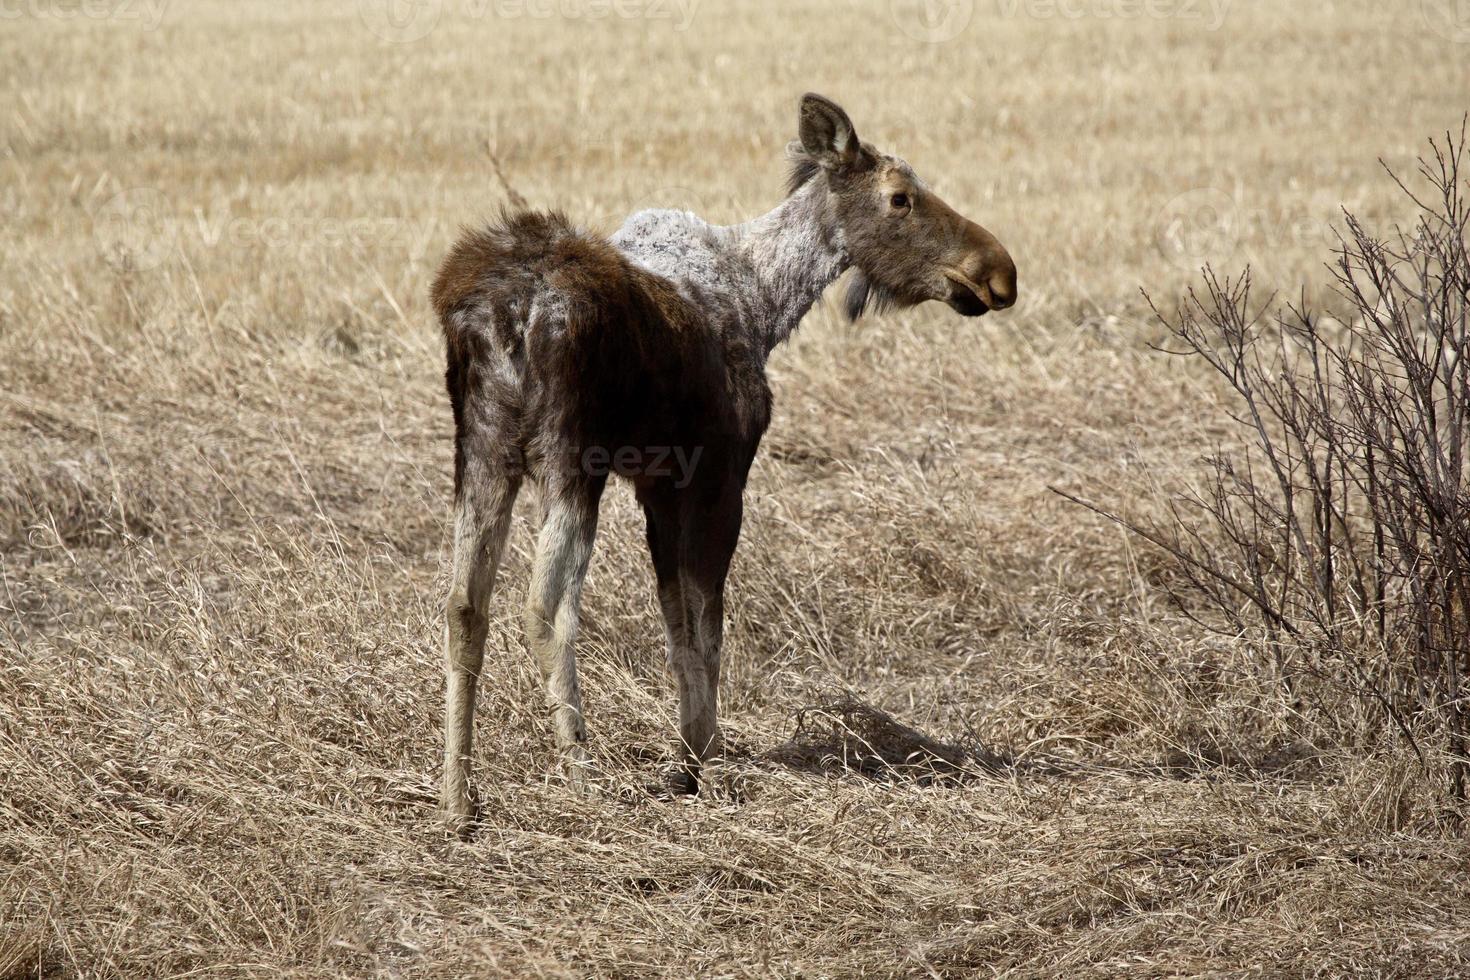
731;177;850;356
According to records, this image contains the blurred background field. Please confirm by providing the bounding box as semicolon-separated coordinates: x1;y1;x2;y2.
3;1;1469;975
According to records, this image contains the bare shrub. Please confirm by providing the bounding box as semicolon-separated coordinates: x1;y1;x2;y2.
1060;123;1470;804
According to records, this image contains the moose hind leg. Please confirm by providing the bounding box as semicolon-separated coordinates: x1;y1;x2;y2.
525;478;604;787
441;467;520;834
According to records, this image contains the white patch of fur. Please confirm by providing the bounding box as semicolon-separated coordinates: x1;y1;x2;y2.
609;180;850;356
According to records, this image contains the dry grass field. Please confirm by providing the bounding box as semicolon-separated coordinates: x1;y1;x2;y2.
4;0;1470;975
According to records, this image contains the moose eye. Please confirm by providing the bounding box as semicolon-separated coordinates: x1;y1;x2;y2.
890;193;911;210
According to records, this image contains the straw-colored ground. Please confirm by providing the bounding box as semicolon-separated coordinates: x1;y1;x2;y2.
4;1;1469;975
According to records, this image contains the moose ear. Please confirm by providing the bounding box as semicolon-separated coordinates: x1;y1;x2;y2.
798;93;861;172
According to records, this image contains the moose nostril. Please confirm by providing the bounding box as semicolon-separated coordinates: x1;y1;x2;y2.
988;272;1017;310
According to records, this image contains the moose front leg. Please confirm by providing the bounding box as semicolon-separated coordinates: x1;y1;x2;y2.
671;486;743;794
674;579;725;789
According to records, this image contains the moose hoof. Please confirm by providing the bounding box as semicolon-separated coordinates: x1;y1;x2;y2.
438;795;480;840
667;768;700;797
562;746;599;795
653;762;744;801
697;761;746;802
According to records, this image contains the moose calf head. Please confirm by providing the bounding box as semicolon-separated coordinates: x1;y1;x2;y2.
790;92;1018;321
